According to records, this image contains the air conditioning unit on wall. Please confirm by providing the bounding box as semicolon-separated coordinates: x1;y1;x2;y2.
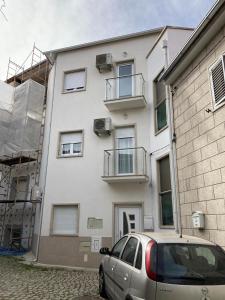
94;118;112;136
96;53;113;73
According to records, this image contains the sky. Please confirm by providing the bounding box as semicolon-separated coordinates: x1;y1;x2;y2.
0;0;217;80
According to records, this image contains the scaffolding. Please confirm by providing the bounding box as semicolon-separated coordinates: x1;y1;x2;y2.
0;45;50;253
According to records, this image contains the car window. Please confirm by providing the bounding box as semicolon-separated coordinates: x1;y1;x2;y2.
157;243;225;285
135;242;142;270
196;246;215;265
121;237;138;266
111;236;128;258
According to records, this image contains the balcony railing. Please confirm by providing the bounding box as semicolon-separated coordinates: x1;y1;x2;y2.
102;147;148;183
104;74;146;111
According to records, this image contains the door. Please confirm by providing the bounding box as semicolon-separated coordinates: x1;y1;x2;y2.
115;206;142;242
117;63;133;98
115;127;135;175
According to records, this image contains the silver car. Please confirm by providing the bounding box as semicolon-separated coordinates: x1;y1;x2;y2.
99;232;225;300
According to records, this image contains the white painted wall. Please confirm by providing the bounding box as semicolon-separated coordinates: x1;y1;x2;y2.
40;33;160;238
40;28;193;241
147;28;193;231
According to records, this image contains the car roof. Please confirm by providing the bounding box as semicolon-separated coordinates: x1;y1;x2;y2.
131;232;215;245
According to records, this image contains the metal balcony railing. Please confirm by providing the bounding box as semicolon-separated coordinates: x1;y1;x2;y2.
103;147;147;178
105;73;145;101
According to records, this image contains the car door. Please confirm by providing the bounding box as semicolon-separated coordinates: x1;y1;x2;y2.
113;236;139;299
103;236;128;299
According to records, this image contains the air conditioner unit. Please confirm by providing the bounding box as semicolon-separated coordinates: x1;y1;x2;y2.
96;53;113;73
94;118;112;136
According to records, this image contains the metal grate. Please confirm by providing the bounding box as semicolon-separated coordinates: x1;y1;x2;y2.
211;58;225;104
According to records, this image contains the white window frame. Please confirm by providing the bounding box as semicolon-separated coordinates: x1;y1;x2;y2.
209;55;225;109
157;154;174;228
115;126;136;176
153;69;167;134
58;130;83;158
63;68;86;93
51;204;79;236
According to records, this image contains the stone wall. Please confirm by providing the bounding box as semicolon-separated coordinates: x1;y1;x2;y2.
172;25;225;247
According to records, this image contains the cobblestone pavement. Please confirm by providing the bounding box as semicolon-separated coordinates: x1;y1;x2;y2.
0;256;102;300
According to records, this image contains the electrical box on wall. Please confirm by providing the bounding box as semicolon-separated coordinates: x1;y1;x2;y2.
192;211;205;229
144;215;154;231
91;236;102;253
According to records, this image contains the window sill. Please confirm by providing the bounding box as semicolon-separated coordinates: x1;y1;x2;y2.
57;154;83;158
155;125;168;136
159;225;175;230
62;88;86;94
50;233;79;237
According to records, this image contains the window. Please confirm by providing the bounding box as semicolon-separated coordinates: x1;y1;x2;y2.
158;156;173;226
154;70;167;132
115;126;135;174
121;237;138;265
59;131;83;157
157;243;225;285
52;205;79;235
135;242;142;269
117;63;134;98
63;69;86;92
210;56;225;107
111;236;128;258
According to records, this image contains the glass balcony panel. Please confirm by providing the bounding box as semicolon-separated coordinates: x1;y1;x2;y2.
105;74;146;111
118;76;133;98
103;147;148;183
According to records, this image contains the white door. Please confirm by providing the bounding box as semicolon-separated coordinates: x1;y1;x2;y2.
115;127;135;175
117;63;133;98
115;206;142;241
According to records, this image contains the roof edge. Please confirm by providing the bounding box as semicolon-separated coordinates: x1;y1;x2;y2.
44;27;164;59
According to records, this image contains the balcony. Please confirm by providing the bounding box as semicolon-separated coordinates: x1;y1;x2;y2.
102;147;148;183
104;74;146;111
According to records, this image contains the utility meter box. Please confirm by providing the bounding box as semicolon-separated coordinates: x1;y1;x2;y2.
192;211;205;229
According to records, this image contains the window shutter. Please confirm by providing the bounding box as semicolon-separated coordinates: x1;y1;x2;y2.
64;70;85;91
52;205;78;235
211;58;225;105
61;132;82;144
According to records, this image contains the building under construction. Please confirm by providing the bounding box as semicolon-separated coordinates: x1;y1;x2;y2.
0;46;50;253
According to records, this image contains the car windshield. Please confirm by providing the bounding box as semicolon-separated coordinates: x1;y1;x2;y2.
157;243;225;285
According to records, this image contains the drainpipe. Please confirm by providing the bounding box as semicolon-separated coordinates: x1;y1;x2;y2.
34;58;57;261
163;40;181;235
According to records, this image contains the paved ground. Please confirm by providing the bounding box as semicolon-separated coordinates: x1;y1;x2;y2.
0;256;102;300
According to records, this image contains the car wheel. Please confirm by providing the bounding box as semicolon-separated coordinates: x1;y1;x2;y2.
99;268;108;299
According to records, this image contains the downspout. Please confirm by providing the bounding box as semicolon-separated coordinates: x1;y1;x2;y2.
34;58;57;261
163;40;181;235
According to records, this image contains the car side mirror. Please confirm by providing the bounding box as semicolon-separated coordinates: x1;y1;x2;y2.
99;247;111;255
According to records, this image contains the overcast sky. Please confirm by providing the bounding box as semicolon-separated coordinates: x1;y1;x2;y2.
0;0;216;80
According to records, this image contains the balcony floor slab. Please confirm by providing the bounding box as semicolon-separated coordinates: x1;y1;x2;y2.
104;95;146;111
102;175;149;183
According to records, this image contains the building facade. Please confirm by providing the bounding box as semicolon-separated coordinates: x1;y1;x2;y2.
37;27;192;268
163;0;225;248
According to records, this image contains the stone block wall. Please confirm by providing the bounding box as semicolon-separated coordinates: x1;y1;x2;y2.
172;25;225;247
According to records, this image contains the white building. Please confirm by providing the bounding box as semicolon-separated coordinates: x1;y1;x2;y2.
37;26;192;268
